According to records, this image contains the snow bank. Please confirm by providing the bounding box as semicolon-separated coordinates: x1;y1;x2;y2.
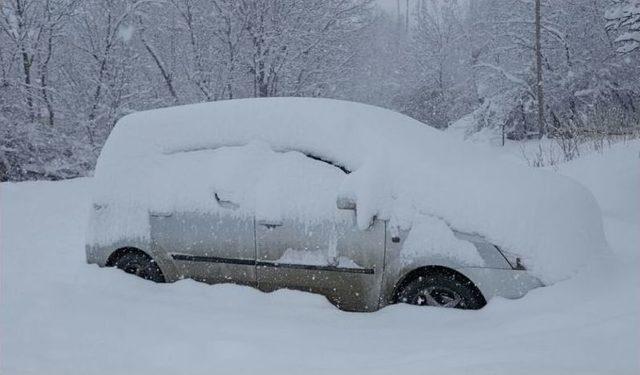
559;140;640;224
4;169;638;374
91;97;608;284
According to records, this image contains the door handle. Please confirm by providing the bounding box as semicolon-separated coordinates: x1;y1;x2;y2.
258;220;283;229
150;211;173;217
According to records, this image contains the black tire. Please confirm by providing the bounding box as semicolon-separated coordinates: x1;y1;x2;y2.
397;271;486;310
114;251;165;283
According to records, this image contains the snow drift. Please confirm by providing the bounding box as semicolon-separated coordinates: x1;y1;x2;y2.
90;97;608;284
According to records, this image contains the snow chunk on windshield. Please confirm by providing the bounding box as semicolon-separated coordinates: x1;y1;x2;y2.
401;215;484;267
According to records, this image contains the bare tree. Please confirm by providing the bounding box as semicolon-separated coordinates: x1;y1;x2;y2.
534;0;545;137
1;0;638;181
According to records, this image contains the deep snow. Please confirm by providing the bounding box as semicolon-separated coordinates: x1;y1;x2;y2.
1;140;638;374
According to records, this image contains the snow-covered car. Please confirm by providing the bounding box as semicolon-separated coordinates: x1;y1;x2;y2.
86;98;607;312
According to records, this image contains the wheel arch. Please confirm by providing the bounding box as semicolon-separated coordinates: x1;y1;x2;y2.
391;265;487;306
105;246;153;267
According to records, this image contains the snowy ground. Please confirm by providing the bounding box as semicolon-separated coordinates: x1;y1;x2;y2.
2;141;638;374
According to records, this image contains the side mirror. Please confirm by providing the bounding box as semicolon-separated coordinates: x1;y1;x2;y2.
336;196;356;210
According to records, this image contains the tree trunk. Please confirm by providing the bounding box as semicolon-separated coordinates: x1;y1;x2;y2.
15;0;35;121
20;48;34;122
41;26;55;126
534;0;545;137
89;11;114;122
405;0;409;33
141;37;180;104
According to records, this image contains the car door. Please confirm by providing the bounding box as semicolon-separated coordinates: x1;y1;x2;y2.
150;205;256;285
148;148;257;286
254;153;386;312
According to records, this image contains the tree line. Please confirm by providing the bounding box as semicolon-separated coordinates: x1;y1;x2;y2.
1;0;638;181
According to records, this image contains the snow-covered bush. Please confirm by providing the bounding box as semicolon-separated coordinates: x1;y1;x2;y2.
0;120;95;182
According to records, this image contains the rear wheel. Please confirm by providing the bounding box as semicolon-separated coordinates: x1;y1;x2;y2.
397;271;485;310
114;251;165;283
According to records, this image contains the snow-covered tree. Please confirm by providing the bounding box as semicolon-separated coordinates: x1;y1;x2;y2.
1;0;638;181
606;0;640;53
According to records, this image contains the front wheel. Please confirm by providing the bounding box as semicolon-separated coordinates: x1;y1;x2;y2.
397;271;485;310
114;251;165;283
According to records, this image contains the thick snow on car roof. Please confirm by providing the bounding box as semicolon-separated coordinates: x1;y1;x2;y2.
92;97;608;284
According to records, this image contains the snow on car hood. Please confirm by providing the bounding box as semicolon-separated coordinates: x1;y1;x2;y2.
91;97;608;284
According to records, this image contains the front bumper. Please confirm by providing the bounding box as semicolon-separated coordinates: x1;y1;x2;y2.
460;266;544;301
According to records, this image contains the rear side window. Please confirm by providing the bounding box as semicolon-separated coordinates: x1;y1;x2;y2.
302;153;351;174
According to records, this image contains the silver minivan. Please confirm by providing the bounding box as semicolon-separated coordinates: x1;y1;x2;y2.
86;99;543;312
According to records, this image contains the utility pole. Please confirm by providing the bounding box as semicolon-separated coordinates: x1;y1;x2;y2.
534;0;545;137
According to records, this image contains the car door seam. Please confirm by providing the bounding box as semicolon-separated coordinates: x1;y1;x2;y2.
170;254;374;274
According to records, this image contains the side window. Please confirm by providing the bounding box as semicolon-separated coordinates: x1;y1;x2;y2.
252;150;346;222
302;153;351;174
161;145;350;218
